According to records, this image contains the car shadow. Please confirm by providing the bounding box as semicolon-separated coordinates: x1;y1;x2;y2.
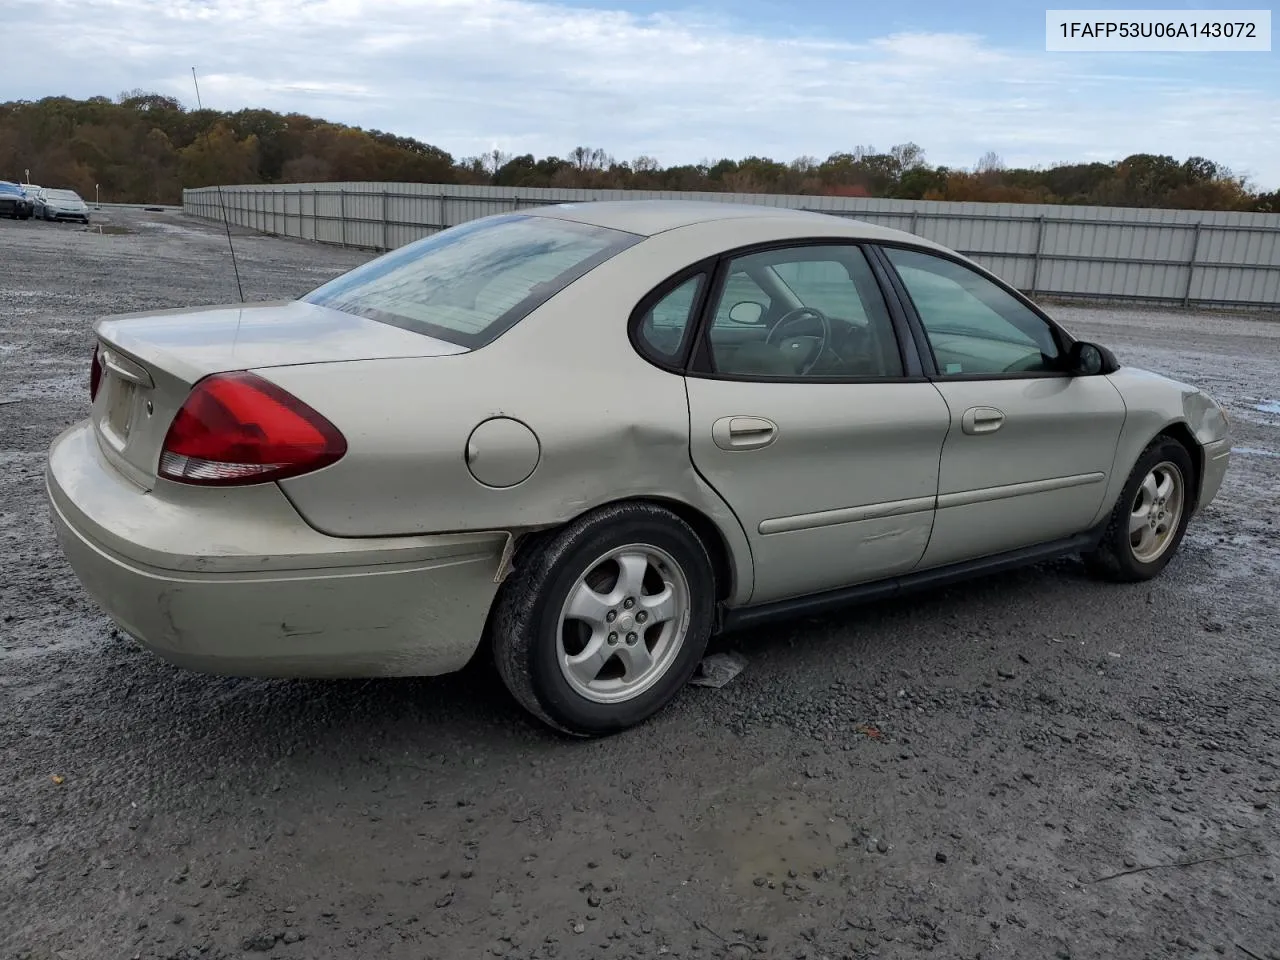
38;551;1135;801
708;553;1100;658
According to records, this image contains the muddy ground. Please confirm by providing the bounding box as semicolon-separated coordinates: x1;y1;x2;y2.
2;208;1278;960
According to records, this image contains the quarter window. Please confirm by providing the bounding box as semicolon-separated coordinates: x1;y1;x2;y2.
883;247;1061;376
703;244;904;380
635;274;705;362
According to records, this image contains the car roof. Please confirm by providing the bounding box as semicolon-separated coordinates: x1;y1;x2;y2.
524;198;939;247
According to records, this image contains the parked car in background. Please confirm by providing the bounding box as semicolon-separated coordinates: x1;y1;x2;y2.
0;181;33;219
34;188;90;224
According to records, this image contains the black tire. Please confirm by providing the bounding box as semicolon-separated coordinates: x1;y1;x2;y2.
490;502;716;736
1082;435;1196;583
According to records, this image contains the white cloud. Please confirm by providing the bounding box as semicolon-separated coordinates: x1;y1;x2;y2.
4;0;1278;187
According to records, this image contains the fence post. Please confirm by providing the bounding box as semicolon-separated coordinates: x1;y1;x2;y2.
339;189;347;247
382;190;389;251
1030;216;1047;296
311;189;318;241
910;211;919;236
1183;222;1203;308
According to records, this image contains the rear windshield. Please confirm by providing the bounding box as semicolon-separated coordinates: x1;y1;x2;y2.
302;214;641;348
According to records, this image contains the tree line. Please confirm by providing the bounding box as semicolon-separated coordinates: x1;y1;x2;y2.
2;93;1276;213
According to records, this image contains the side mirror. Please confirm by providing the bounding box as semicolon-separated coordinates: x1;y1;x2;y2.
1066;340;1119;376
727;301;765;325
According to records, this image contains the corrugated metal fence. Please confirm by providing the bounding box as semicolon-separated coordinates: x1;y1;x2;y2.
183;182;1280;313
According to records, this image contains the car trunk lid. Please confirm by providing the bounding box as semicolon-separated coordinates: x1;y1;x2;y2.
90;299;466;490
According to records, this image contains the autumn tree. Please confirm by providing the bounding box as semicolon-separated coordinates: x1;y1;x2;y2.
179;122;259;187
0;94;1272;211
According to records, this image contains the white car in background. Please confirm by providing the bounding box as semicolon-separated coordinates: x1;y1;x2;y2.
35;188;90;224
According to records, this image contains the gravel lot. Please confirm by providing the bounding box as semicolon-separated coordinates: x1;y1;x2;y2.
2;208;1278;960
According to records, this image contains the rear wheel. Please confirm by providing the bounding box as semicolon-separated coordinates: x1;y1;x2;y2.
1082;436;1195;582
491;502;716;736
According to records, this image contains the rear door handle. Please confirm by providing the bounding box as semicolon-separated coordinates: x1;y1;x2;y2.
961;406;1005;435
712;416;778;451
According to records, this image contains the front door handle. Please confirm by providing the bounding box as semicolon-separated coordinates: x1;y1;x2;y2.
961;406;1005;435
712;416;778;451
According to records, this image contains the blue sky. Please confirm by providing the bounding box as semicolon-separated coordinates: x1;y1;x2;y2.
4;0;1278;188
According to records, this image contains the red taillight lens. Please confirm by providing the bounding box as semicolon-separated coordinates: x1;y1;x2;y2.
158;372;346;486
89;346;103;402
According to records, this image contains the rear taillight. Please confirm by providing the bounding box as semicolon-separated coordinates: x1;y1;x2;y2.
158;372;346;486
89;346;102;401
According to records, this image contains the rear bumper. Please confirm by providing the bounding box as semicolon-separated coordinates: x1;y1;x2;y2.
1197;437;1231;512
46;421;507;678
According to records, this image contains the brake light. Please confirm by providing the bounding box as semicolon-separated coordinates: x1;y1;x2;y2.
158;372;346;486
89;346;102;401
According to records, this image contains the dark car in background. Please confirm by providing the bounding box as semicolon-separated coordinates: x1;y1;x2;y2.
0;181;34;219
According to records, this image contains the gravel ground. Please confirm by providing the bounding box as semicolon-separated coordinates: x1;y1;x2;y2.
2;208;1278;960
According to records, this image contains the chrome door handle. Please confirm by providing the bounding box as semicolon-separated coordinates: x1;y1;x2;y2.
712;416;778;451
961;406;1005;435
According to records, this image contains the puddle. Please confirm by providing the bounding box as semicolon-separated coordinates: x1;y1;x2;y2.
90;225;133;235
1255;399;1280;415
1233;446;1280;459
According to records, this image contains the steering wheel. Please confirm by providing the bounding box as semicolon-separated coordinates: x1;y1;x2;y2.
765;306;832;375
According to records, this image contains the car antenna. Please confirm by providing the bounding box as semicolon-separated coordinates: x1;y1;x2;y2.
190;66;245;303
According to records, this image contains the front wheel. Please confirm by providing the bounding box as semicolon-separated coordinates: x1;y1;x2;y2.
1082;436;1195;582
491;502;716;736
